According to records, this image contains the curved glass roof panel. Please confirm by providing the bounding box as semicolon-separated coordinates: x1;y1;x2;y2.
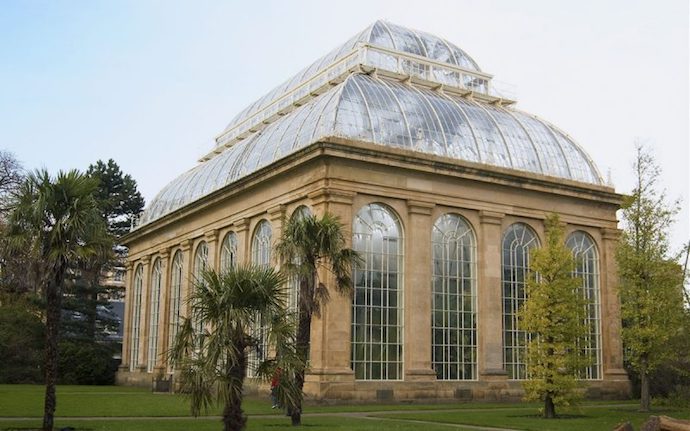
139;73;603;227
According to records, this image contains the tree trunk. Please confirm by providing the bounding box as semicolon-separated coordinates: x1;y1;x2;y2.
43;263;66;431
544;395;556;419
222;352;247;431
292;277;312;426
640;367;651;412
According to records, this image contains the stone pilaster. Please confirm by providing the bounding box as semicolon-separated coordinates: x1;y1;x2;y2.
155;249;171;375
205;229;219;272
305;189;356;392
600;227;628;381
403;200;436;381
233;218;250;265
119;261;134;372
477;211;507;379
179;240;193;319
137;255;151;372
268;204;286;265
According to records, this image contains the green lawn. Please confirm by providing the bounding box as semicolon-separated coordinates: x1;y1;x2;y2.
1;384;686;431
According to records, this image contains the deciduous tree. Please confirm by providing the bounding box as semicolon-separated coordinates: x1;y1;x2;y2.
521;213;589;418
617;145;685;412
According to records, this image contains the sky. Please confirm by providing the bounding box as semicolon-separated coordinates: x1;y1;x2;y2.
1;0;688;253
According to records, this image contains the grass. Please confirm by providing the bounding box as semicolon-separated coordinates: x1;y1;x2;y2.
0;384;687;430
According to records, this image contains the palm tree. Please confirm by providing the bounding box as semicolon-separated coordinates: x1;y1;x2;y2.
5;169;109;431
170;265;301;431
275;211;360;426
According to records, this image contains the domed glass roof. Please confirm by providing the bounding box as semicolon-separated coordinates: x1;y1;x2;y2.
139;72;603;226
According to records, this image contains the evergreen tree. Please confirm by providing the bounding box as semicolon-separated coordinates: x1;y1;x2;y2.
87;159;145;238
617;144;685;412
520;213;589;419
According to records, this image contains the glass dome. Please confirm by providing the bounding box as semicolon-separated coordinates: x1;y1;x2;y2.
139;73;603;226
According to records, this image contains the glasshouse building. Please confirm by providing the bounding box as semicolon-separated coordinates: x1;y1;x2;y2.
118;21;630;400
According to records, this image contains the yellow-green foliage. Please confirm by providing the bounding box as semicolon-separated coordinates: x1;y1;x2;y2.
520;214;589;408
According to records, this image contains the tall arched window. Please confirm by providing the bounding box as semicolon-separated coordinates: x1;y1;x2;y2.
130;265;144;372
502;223;539;380
147;258;163;373
168;250;184;366
287;206;312;313
193;242;209;335
248;220;272;377
432;214;477;380
352;203;403;380
220;232;238;272
567;231;602;380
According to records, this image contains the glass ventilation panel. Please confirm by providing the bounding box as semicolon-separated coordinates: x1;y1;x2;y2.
130;265;144;372
220;232;238;272
168;251;184;370
193;242;209;336
502;223;539;380
432;214;477;380
248;220;272;377
351;203;403;381
147;258;163;373
566;231;602;380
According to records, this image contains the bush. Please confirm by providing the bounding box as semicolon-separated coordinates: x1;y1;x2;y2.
0;304;45;383
58;340;119;385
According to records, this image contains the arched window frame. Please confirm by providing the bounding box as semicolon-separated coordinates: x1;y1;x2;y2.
147;258;163;373
501;222;539;380
351;202;404;381
220;232;238;272
566;230;602;380
130;264;144;372
168;250;184;368
248;219;273;377
192;241;209;335
287;205;312;313
431;213;477;380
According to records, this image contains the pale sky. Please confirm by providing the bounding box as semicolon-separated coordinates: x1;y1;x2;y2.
1;0;688;253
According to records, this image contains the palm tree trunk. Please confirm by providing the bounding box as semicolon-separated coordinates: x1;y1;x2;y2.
292;278;312;426
43;263;66;431
222;351;247;431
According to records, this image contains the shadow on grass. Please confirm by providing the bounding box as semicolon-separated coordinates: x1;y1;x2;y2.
508;414;588;419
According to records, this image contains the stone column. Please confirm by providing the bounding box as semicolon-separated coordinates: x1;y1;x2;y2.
305;189;356;395
477;211;507;380
600;227;628;382
155;249;171;374
404;200;436;381
119;261;134;373
137;255;151;372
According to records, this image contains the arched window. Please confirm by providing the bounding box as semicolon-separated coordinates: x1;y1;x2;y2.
502;223;539;380
220;232;238;272
566;231;602;380
287;206;312;313
193;242;209;334
147;258;163;373
251;220;272;266
432;214;477;380
248;220;272;377
130;265;144;372
168;250;184;366
352;203;403;380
